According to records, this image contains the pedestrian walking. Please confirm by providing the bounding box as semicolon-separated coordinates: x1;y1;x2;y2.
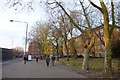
36;56;39;62
40;55;43;60
51;55;55;66
45;55;50;67
23;56;27;64
26;56;28;61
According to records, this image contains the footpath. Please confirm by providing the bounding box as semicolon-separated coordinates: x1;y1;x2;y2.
2;59;87;78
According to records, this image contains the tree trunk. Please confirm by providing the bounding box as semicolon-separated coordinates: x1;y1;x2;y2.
104;22;112;73
103;7;112;73
82;48;89;71
82;36;95;71
74;50;77;59
64;40;69;61
56;41;59;61
104;40;112;73
56;49;59;61
66;51;69;61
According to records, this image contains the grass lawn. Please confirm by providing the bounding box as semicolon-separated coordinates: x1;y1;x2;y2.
58;57;120;78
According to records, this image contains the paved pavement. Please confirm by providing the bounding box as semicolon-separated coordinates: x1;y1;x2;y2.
0;61;2;79
2;58;87;78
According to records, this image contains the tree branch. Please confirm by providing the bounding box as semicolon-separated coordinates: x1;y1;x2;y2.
110;0;115;36
88;0;103;13
79;0;91;37
54;0;85;33
94;32;105;46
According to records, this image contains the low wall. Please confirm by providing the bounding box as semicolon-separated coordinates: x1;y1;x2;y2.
0;48;2;62
0;48;14;62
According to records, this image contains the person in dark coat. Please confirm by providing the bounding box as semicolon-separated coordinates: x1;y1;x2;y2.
36;56;39;62
51;55;55;66
23;56;27;64
40;55;43;60
46;56;50;67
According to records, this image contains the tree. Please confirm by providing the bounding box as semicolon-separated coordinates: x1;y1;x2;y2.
115;1;120;25
46;3;74;61
43;40;51;55
13;47;24;57
69;37;77;59
28;22;52;57
7;0;117;72
51;26;64;60
58;13;71;61
88;0;115;73
68;11;80;59
52;0;96;70
45;0;97;70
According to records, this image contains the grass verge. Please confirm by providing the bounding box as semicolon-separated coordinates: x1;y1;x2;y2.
58;57;120;78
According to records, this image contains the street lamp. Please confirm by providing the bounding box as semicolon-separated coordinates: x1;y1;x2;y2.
10;20;28;56
9;36;14;49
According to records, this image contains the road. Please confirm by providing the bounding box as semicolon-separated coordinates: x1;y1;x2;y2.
2;58;86;78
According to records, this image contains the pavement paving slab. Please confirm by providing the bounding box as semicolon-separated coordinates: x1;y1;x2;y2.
2;58;87;78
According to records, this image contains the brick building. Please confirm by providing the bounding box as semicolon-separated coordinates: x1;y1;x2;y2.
28;41;39;57
63;25;120;57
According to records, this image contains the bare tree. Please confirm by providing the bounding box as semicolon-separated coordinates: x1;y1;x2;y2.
45;0;96;70
115;1;120;25
89;0;115;73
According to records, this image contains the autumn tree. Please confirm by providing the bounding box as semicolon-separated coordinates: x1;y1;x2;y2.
60;14;71;61
46;3;73;61
7;0;118;72
88;0;115;73
50;13;71;61
28;22;52;57
49;0;96;70
7;0;96;70
50;24;64;60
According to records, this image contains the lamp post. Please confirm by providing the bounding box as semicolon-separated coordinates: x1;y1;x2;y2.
10;20;28;56
9;36;14;49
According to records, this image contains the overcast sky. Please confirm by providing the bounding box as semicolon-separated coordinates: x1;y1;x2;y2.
0;0;118;50
0;0;48;50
